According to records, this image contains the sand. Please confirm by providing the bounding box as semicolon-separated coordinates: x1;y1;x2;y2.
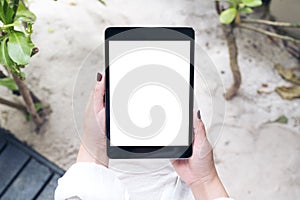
0;0;299;199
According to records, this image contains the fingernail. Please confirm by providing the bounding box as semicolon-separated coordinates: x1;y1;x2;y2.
97;72;102;82
197;110;201;119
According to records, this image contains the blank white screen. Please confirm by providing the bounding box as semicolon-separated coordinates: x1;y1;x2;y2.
109;41;190;146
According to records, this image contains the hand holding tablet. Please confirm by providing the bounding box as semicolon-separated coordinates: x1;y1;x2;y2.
75;27;229;199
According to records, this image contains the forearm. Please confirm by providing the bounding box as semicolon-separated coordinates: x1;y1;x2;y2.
191;173;229;200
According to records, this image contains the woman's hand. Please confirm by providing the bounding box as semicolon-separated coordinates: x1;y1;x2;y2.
77;73;108;167
172;111;229;200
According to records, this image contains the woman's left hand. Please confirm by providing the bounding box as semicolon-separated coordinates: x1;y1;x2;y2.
77;73;108;167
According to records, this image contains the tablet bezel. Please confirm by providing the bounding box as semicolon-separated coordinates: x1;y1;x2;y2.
105;27;194;159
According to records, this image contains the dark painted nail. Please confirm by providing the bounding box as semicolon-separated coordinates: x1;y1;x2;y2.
97;73;102;82
197;110;201;119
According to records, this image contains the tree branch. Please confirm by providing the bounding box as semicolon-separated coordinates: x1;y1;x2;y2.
241;18;300;28
12;73;44;126
216;1;241;100
0;97;27;112
223;26;241;100
0;69;41;101
215;0;222;15
238;23;300;44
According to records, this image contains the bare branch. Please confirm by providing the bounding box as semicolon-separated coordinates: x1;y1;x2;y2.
241;18;300;28
238;23;300;44
0;97;27;112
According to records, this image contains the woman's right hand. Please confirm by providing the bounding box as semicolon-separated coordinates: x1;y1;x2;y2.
172;111;229;200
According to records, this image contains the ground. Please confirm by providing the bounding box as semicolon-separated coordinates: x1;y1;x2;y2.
0;0;299;199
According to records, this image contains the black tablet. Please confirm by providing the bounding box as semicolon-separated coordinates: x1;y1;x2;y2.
105;27;194;159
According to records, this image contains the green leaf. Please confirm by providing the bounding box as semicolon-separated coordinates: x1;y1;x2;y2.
0;0;15;24
15;15;35;23
0;37;22;76
8;0;20;12
215;0;237;3
241;0;262;7
25;112;31;121
0;37;15;67
19;71;25;79
26;102;42;121
15;8;36;23
272;115;288;124
219;8;237;24
34;102;42;111
7;31;34;65
239;7;253;14
239;3;245;8
98;0;106;5
0;77;18;91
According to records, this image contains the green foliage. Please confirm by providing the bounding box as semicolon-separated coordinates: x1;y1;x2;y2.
8;31;34;65
0;0;36;78
0;77;18;91
219;0;262;24
26;102;42;121
239;7;253;14
0;38;16;71
220;8;237;24
272;115;288;124
98;0;106;6
241;0;262;7
0;0;15;24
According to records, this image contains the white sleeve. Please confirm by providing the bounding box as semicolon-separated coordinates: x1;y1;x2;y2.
214;198;235;200
55;162;129;200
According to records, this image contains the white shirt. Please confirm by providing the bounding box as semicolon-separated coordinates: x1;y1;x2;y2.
55;162;234;200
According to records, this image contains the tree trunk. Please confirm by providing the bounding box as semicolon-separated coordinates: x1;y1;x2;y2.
215;1;241;100
222;25;241;100
12;74;44;126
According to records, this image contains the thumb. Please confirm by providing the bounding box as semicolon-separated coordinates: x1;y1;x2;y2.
193;111;212;158
193;111;206;149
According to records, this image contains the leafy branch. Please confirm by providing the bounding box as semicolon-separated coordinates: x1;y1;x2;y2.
0;0;36;77
0;0;44;128
216;0;300;99
0;0;105;129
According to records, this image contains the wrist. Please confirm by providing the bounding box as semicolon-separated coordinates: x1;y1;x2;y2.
188;164;218;188
190;171;229;200
77;145;109;167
